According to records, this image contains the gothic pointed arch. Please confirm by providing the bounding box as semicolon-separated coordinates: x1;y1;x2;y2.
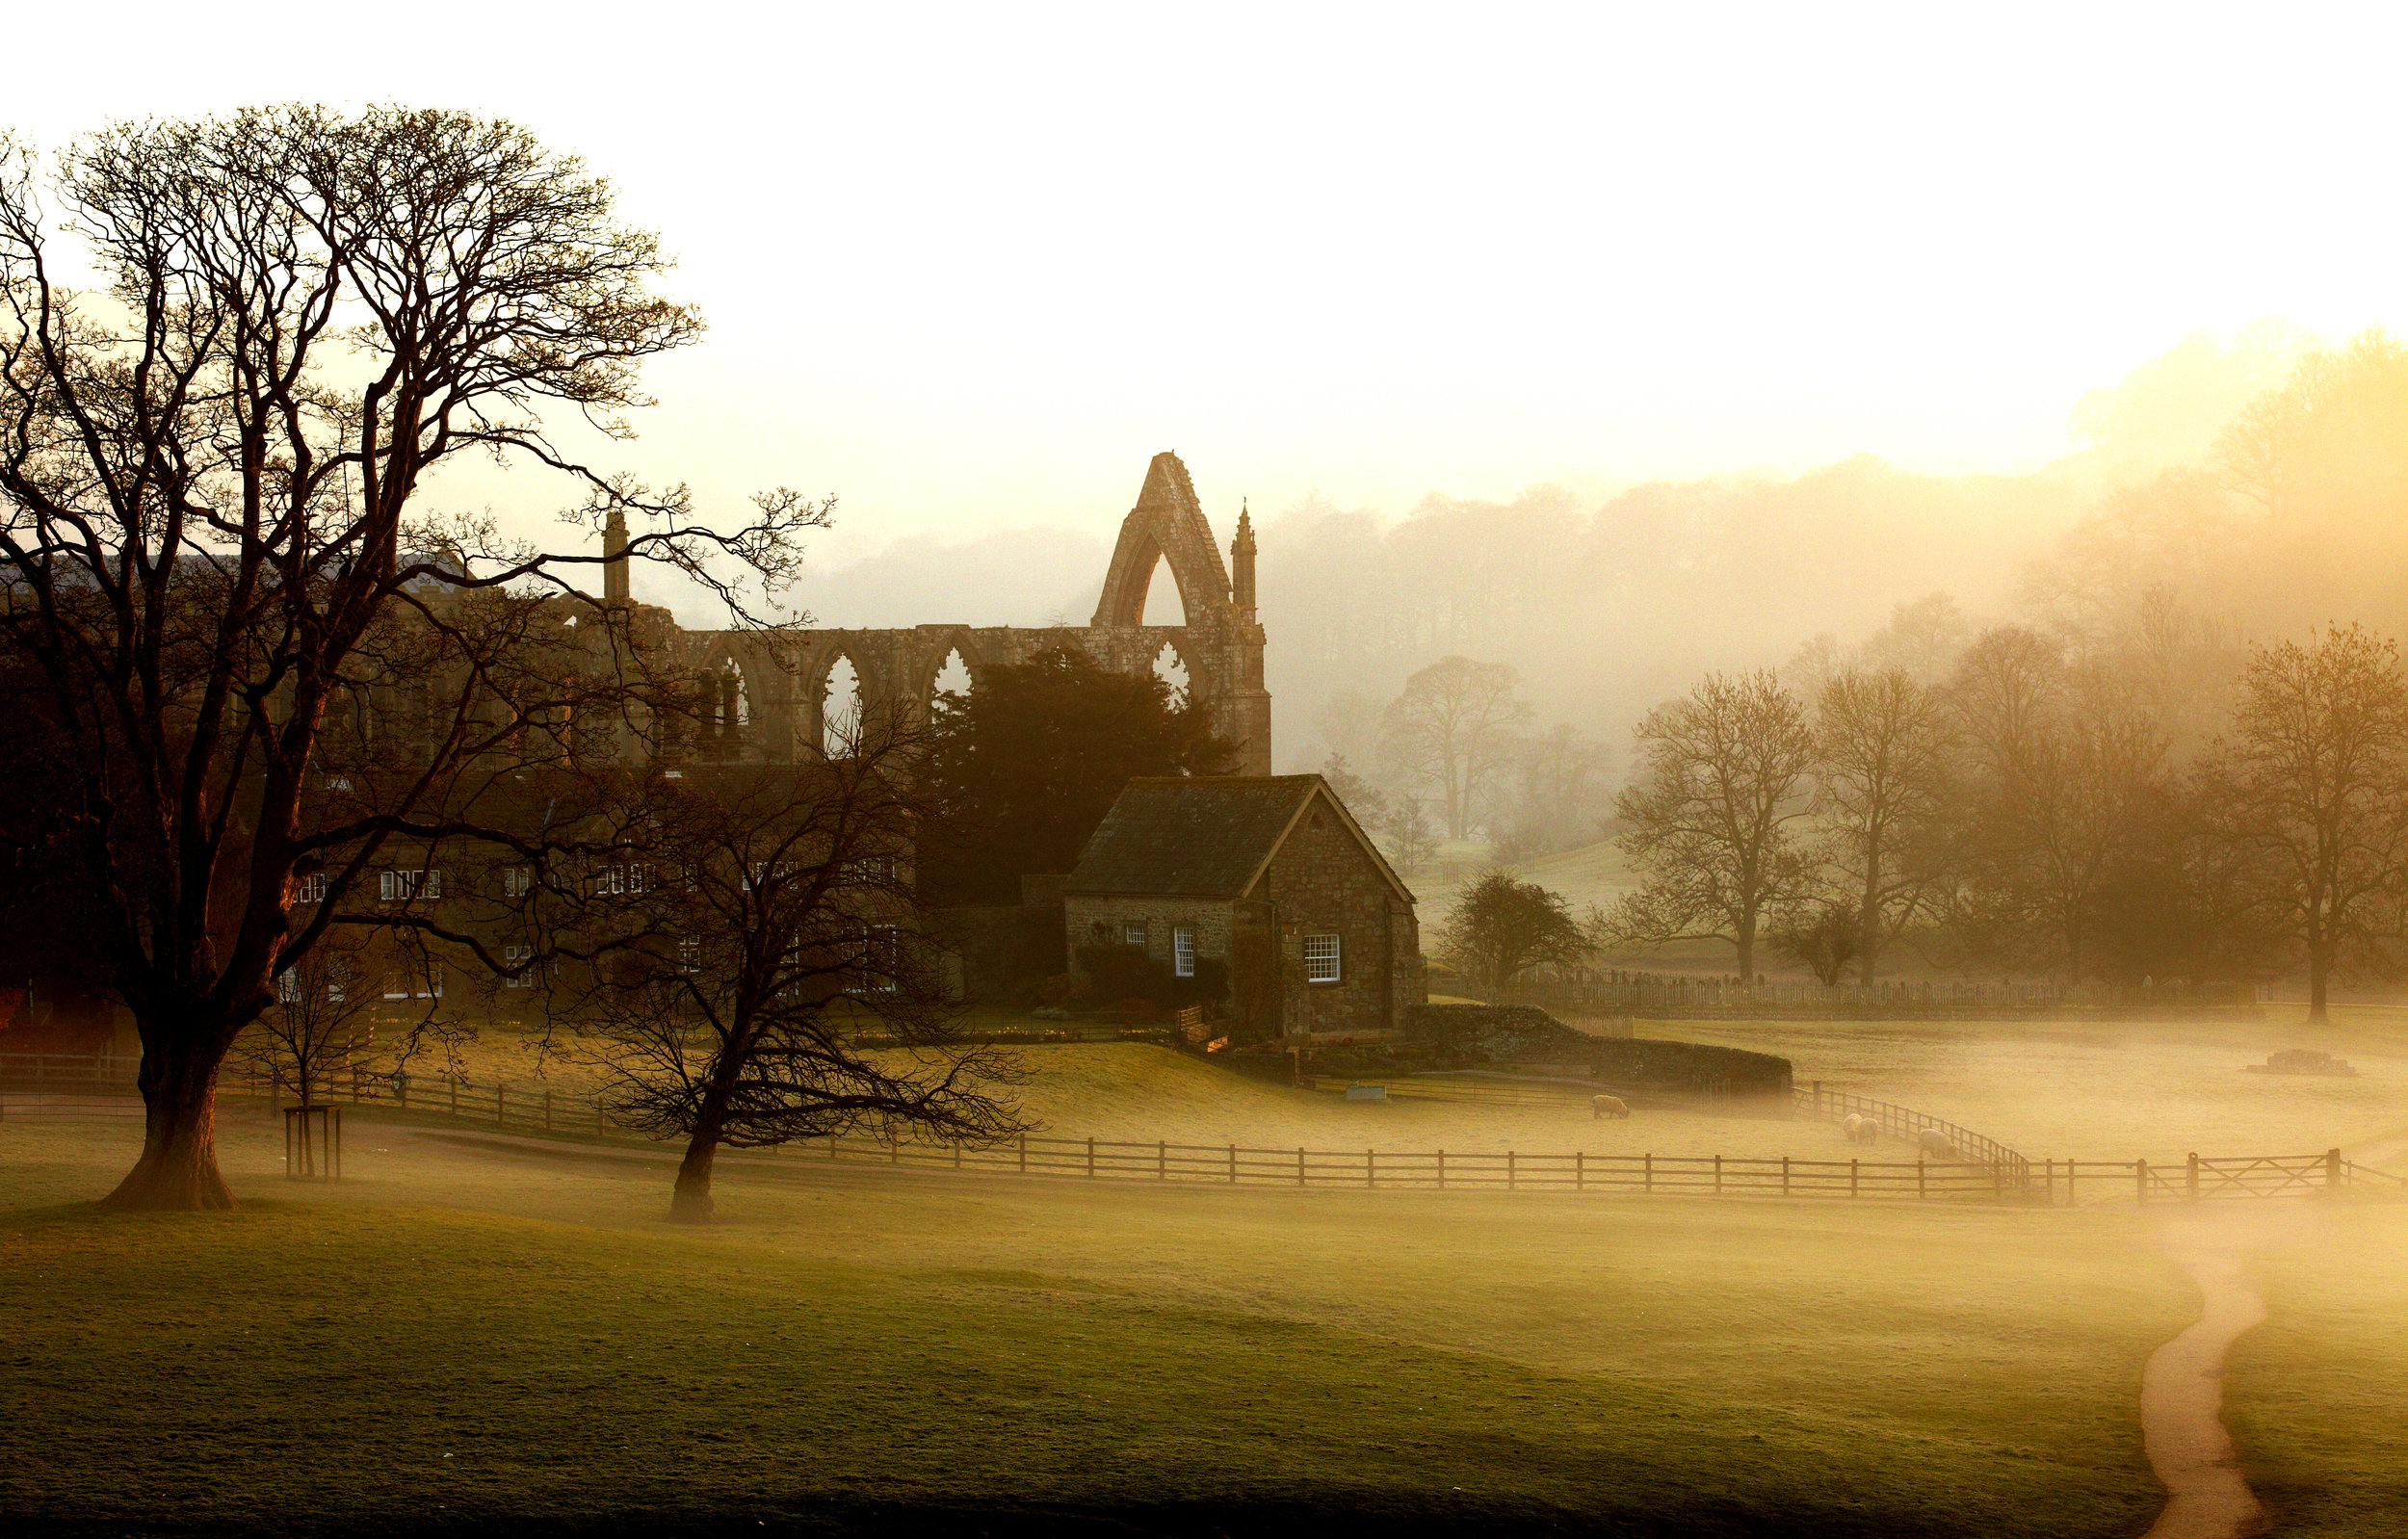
1091;452;1234;631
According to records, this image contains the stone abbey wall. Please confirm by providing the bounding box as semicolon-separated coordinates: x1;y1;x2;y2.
660;452;1272;772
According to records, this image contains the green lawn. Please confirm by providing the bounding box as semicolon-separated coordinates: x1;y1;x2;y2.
2;1111;2185;1536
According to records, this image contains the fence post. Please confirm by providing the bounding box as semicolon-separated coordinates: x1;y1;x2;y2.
1782;1156;1790;1197
1087;1136;1096;1178
2136;1159;2148;1205
1227;1143;1236;1183
1367;1149;1374;1188
2328;1147;2343;1189
496;1083;507;1126
1850;1158;1858;1198
1019;1134;1028;1174
1296;1146;1305;1187
1714;1154;1721;1195
1644;1152;1652;1193
2187;1153;2199;1203
1508;1150;1516;1191
1575;1150;1584;1192
1437;1149;1446;1190
449;1076;458;1115
1158;1139;1166;1181
544;1089;553;1135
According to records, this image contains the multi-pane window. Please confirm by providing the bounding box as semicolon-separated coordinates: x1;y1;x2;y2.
1173;926;1196;978
1123;922;1146;948
503;945;535;988
379;869;441;903
382;965;444;1001
277;968;300;1004
502;866;534;899
1303;933;1342;983
678;935;701;974
293;873;327;904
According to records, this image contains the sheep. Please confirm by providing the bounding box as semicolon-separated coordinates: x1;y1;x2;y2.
1918;1127;1957;1160
1841;1113;1878;1145
1591;1094;1630;1120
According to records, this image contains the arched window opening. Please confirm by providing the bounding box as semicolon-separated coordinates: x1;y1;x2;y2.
930;647;973;704
823;655;863;757
1139;552;1188;627
1152;641;1190;705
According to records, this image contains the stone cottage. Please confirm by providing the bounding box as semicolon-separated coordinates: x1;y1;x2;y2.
1062;775;1423;1039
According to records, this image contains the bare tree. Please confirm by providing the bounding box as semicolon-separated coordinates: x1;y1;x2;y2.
543;712;1025;1222
0;108;815;1208
1379;656;1531;839
1814;668;1955;983
2198;625;2408;1022
1606;671;1817;983
233;941;376;1107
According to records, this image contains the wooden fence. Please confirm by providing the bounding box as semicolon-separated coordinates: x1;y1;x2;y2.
2044;1151;2407;1204
1476;971;2261;1015
1794;1082;2032;1183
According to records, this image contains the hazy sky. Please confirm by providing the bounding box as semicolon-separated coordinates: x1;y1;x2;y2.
10;5;2403;596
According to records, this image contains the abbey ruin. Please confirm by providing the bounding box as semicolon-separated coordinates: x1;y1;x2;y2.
635;451;1271;772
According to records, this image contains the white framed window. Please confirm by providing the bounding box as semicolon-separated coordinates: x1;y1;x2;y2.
1123;922;1146;948
678;935;701;974
293;873;327;904
502;866;534;899
1173;926;1195;978
379;869;441;903
277;968;299;1004
1303;933;1342;983
503;945;535;988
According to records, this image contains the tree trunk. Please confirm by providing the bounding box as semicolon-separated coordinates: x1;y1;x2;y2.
102;1031;236;1211
668;1133;720;1223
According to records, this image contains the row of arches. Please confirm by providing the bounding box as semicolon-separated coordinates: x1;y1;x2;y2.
683;632;1200;763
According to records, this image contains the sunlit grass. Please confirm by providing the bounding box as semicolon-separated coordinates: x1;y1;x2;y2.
1;1114;2182;1536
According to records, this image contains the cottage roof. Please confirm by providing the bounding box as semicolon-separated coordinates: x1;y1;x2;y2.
1064;775;1414;903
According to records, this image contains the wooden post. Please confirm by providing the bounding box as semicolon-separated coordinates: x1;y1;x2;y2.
1367;1149;1374;1188
1296;1146;1306;1187
496;1083;507;1126
1227;1143;1236;1183
449;1076;458;1115
1644;1152;1652;1193
2187;1152;2199;1203
1849;1158;1858;1198
1019;1135;1028;1174
1437;1149;1446;1189
2328;1147;2343;1189
1782;1156;1790;1197
2136;1159;2148;1205
1508;1150;1516;1191
1087;1136;1096;1178
1158;1139;1166;1181
1575;1150;1584;1192
1714;1154;1721;1195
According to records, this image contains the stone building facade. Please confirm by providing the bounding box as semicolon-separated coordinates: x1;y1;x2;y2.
1061;776;1423;1039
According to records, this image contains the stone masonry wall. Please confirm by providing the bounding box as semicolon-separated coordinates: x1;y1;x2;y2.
1254;799;1421;1036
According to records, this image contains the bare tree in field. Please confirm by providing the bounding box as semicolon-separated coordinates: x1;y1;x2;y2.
1606;670;1817;984
0;108;817;1208
1437;870;1585;995
540;713;1025;1222
1814;668;1955;983
2198;625;2408;1022
233;942;376;1108
1380;656;1531;839
1947;628;2167;979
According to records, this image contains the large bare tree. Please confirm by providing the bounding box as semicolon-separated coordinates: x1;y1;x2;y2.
1606;670;1816;983
0;108;812;1208
1379;655;1531;839
2198;625;2408;1022
1813;667;1955;983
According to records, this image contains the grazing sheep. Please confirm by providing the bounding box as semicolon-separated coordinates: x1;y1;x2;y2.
1918;1127;1957;1160
1841;1113;1864;1140
1591;1094;1630;1120
1842;1113;1878;1145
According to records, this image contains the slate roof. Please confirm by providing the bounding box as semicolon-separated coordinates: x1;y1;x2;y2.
1064;775;1412;901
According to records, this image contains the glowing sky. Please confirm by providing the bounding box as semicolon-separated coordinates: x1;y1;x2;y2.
8;4;2402;584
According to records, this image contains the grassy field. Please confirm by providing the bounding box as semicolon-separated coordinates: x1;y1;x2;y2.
2;1109;2186;1536
2222;1201;2408;1536
1662;1008;2408;1165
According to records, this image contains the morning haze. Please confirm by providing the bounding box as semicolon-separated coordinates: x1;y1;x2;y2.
4;11;2408;1539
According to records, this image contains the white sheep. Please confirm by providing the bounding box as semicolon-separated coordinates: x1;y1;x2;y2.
1918;1127;1957;1160
1855;1116;1879;1145
1591;1094;1630;1120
